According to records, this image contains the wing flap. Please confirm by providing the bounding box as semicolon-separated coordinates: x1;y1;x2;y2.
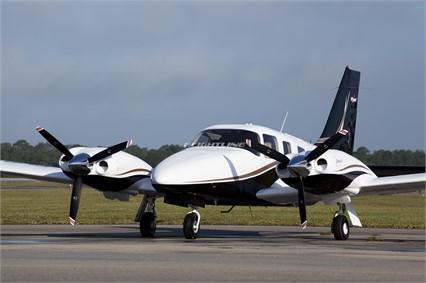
360;173;426;195
0;160;72;184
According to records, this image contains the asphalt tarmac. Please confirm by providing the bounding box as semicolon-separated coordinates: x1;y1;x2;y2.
1;225;425;282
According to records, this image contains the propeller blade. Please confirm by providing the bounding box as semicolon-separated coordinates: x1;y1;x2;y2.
305;129;348;162
297;177;307;229
69;177;83;225
87;139;132;163
248;141;290;165
36;126;73;158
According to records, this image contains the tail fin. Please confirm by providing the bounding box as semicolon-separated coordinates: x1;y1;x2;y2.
316;66;361;154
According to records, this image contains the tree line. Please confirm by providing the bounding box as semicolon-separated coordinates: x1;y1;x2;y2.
0;140;424;168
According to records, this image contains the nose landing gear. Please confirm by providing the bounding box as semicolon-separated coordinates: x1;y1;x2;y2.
183;208;201;239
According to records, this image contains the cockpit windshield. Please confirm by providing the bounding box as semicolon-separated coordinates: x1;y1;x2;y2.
191;129;260;154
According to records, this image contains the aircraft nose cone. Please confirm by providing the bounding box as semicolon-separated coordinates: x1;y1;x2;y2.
152;147;253;185
152;151;222;185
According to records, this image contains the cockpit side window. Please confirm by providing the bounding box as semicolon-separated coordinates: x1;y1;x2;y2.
262;134;278;151
297;146;305;153
283;141;291;154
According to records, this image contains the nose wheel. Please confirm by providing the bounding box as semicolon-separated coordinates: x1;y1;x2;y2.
183;209;201;239
331;204;350;240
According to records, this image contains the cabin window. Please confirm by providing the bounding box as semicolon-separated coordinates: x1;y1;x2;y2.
263;134;278;150
297;146;305;153
283;141;291;154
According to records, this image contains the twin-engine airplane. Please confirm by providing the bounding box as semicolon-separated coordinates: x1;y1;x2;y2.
1;66;425;240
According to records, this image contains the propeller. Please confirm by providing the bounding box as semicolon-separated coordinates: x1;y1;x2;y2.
297;177;307;229
69;177;83;226
36;126;132;225
88;140;132;163
248;141;290;165
36;126;73;158
305;129;348;162
247;130;348;228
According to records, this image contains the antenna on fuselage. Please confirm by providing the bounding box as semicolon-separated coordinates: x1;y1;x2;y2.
279;112;289;133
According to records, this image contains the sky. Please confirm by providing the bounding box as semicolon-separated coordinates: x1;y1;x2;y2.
1;1;425;151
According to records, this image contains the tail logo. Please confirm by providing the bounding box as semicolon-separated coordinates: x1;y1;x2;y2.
338;91;350;132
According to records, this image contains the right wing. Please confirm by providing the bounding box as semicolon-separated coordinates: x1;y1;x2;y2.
0;160;72;184
368;165;425;177
359;173;426;195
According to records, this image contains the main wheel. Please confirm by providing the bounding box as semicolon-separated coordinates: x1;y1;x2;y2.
183;212;200;239
331;214;350;240
140;212;156;237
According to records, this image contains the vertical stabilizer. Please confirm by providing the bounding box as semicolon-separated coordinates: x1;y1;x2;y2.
316;66;360;154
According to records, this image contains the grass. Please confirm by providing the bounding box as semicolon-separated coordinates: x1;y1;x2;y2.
1;181;425;228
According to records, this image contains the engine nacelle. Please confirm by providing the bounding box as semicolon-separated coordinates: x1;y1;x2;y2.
59;147;152;179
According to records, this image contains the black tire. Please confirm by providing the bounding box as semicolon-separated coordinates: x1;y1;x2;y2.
140;212;156;237
332;214;350;240
331;213;337;234
183;212;200;239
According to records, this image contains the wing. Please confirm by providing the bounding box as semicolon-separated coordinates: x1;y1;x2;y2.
359;173;426;195
367;165;425;177
0;160;72;184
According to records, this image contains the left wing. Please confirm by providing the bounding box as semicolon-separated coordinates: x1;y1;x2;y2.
359;173;426;195
0;160;72;184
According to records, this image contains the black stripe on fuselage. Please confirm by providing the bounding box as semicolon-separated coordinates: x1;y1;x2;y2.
153;168;278;206
283;171;366;194
64;172;149;192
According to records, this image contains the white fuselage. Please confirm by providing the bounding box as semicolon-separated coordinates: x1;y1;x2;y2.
151;123;376;206
152;124;313;186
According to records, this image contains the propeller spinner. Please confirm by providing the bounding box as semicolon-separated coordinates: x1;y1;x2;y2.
36;126;132;225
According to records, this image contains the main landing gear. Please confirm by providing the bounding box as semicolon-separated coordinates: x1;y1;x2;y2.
183;208;201;239
331;203;350;240
136;196;157;237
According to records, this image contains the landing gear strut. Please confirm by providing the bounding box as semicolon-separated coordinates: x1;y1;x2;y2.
331;203;350;240
135;196;156;237
183;208;201;239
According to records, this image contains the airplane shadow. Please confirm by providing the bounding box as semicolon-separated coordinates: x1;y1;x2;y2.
2;225;424;254
2;225;307;240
